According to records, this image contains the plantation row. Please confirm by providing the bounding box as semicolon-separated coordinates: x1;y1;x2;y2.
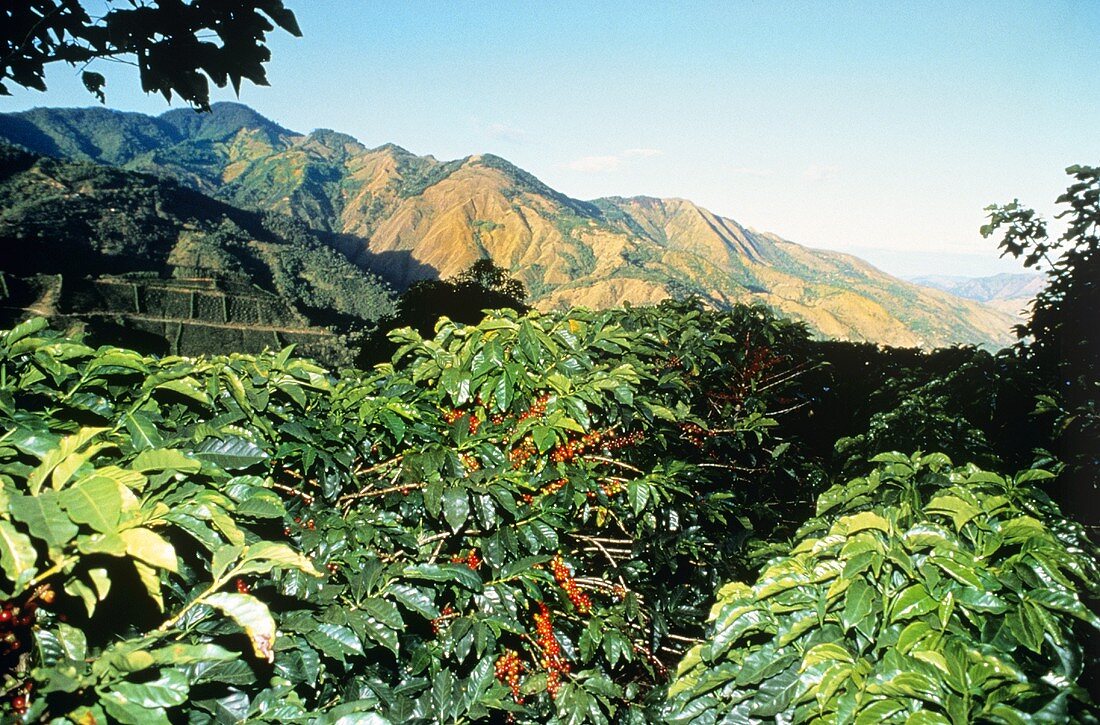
0;299;1096;723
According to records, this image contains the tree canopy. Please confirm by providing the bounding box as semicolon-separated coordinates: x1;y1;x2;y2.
1;1;300;109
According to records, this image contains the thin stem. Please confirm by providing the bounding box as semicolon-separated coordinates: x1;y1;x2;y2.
157;561;243;634
583;455;644;474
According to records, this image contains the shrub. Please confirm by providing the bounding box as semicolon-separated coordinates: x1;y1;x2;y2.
666;452;1100;723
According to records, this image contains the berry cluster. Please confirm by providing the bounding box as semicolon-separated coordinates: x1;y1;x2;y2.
235;578;250;594
549;431;601;463
587;479;625;499
431;604;457;635
494;649;526;704
285;514;317;537
708;341;783;405
450;549;481;571
460;452;481;471
509;436;537;468
659;354;683;370
0;598;35;658
442;408;483;435
542;478;568;495
550;556;591;614
294;516;316;530
533;602;569;699
517;393;552;423
325;561;340;575
1;595;40;716
603;430;645;451
678;422;714;448
549;429;644;464
7;685;30;717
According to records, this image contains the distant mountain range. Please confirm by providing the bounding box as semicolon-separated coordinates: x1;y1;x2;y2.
0;103;1018;348
909;273;1042;320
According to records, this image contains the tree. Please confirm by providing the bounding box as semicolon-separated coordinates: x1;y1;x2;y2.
450;257;528;302
358;258;529;366
1;1;300;109
982;165;1100;526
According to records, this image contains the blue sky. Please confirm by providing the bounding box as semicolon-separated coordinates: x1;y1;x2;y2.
4;1;1098;276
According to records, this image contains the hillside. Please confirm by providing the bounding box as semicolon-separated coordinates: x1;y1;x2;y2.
910;272;1043;320
0;104;1017;347
0;145;395;363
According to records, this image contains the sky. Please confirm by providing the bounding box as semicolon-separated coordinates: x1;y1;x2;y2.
3;1;1099;277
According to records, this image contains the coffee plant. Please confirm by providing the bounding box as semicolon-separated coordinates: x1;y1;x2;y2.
0;300;814;723
665;452;1100;723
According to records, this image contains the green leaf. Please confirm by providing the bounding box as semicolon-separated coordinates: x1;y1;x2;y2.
9;491;77;548
926;495;981;531
149;643;237;665
403;563;483;591
100;691;170;725
3;316;47;346
211;544;244;581
154;378;211;405
358;613;400;655
123;412;164;451
133;561;164;610
55;622;88;661
59;475;123;532
389;583;440;619
896;621;934;654
237;541;321;577
120;528;178;573
205;592;277;662
0;520;38;588
28;427;110;494
628;479;652;514
890;584;937;622
305;623;364;661
442;487;469;532
838;511;890;534
930;555;983;588
194;436;269;470
110;668;189;708
362;598;404;630
132;449;200;474
840;578;877;632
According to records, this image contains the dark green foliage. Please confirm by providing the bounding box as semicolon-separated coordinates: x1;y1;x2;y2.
0;298;815;722
983;165;1100;527
666;453;1100;723
788;342;1045;479
1;1;300;109
358;259;530;366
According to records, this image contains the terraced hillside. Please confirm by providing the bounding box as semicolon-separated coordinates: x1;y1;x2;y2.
0;146;395;363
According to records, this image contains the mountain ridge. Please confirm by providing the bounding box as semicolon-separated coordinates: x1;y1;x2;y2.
0;103;1017;348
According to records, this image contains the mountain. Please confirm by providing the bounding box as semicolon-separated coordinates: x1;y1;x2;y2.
910;273;1043;321
0;103;1018;348
0;145;394;363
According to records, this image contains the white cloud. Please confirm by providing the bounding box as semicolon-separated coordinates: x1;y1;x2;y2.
802;164;840;182
484;121;529;143
563;155;623;173
561;148;664;173
729;166;774;178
